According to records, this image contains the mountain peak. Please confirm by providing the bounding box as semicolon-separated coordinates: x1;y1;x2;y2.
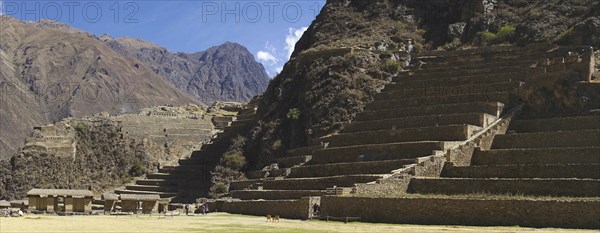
103;38;270;103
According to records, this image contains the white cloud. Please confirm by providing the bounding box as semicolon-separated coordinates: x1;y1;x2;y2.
285;27;308;59
257;51;278;63
256;26;308;77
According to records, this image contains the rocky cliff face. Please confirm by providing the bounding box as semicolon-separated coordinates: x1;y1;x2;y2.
0;16;199;160
464;0;599;47
241;0;600;169
101;36;270;103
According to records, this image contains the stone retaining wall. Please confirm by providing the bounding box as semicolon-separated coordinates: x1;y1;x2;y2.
442;163;600;179
208;197;318;219
320;196;600;229
262;175;381;190
230;190;329;200
407;178;600;197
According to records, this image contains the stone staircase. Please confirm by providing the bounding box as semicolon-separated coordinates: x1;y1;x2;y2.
228;45;559;201
113;100;260;203
409;114;600;197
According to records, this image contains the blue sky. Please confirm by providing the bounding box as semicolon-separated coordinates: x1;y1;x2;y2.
0;0;325;76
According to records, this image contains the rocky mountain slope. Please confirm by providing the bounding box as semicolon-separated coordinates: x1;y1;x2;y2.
0;16;199;159
238;0;600;170
101;36;270;103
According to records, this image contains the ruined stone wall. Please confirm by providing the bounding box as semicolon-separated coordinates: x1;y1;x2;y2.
320;196;600;229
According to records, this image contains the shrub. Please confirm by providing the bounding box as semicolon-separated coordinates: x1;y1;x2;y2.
222;151;246;170
231;135;247;149
382;60;402;74
479;25;517;45
74;122;89;132
128;160;146;177
495;25;517;42
210;182;228;196
286;108;301;120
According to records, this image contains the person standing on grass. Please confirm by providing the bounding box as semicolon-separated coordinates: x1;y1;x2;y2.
185;204;189;216
312;203;320;216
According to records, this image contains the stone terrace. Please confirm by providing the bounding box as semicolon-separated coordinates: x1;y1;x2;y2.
114;100;260;203
223;44;600;228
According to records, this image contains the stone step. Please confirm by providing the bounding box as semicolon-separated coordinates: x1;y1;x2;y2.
356;102;504;121
114;189;177;198
325;125;481;147
375;82;524;101
414;50;557;67
509;116;600;133
236;108;256;116
179;156;220;165
408;178;600;197
125;185;178;192
160;164;213;172
393;71;527;86
442;164;600;179
217;124;253;137
190;150;222;160
343;113;497;133
246;168;289;179
402;67;531;81
229;180;263;191
136;179;178;186
404;60;537;75
236;113;256;121
198;141;230;152
491;130;600;149
230;118;256;127
414;44;555;60
146;173;184;180
275;155;312;168
420;59;536;72
262;174;384;190
288;159;412;178
310;141;455;165
367;92;516;110
471;147;600;165
287;145;323;157
230;190;330;200
134;178;209;188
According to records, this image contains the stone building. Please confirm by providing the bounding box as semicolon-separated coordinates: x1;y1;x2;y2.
0;200;10;209
27;189;93;214
101;193;119;214
119;194;161;214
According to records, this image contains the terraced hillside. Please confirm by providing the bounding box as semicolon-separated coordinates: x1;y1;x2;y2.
111;99;260;203
215;44;599;228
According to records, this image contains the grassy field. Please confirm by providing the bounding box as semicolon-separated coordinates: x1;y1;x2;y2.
0;213;596;233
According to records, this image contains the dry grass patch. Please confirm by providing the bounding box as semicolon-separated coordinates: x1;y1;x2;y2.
0;213;596;233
